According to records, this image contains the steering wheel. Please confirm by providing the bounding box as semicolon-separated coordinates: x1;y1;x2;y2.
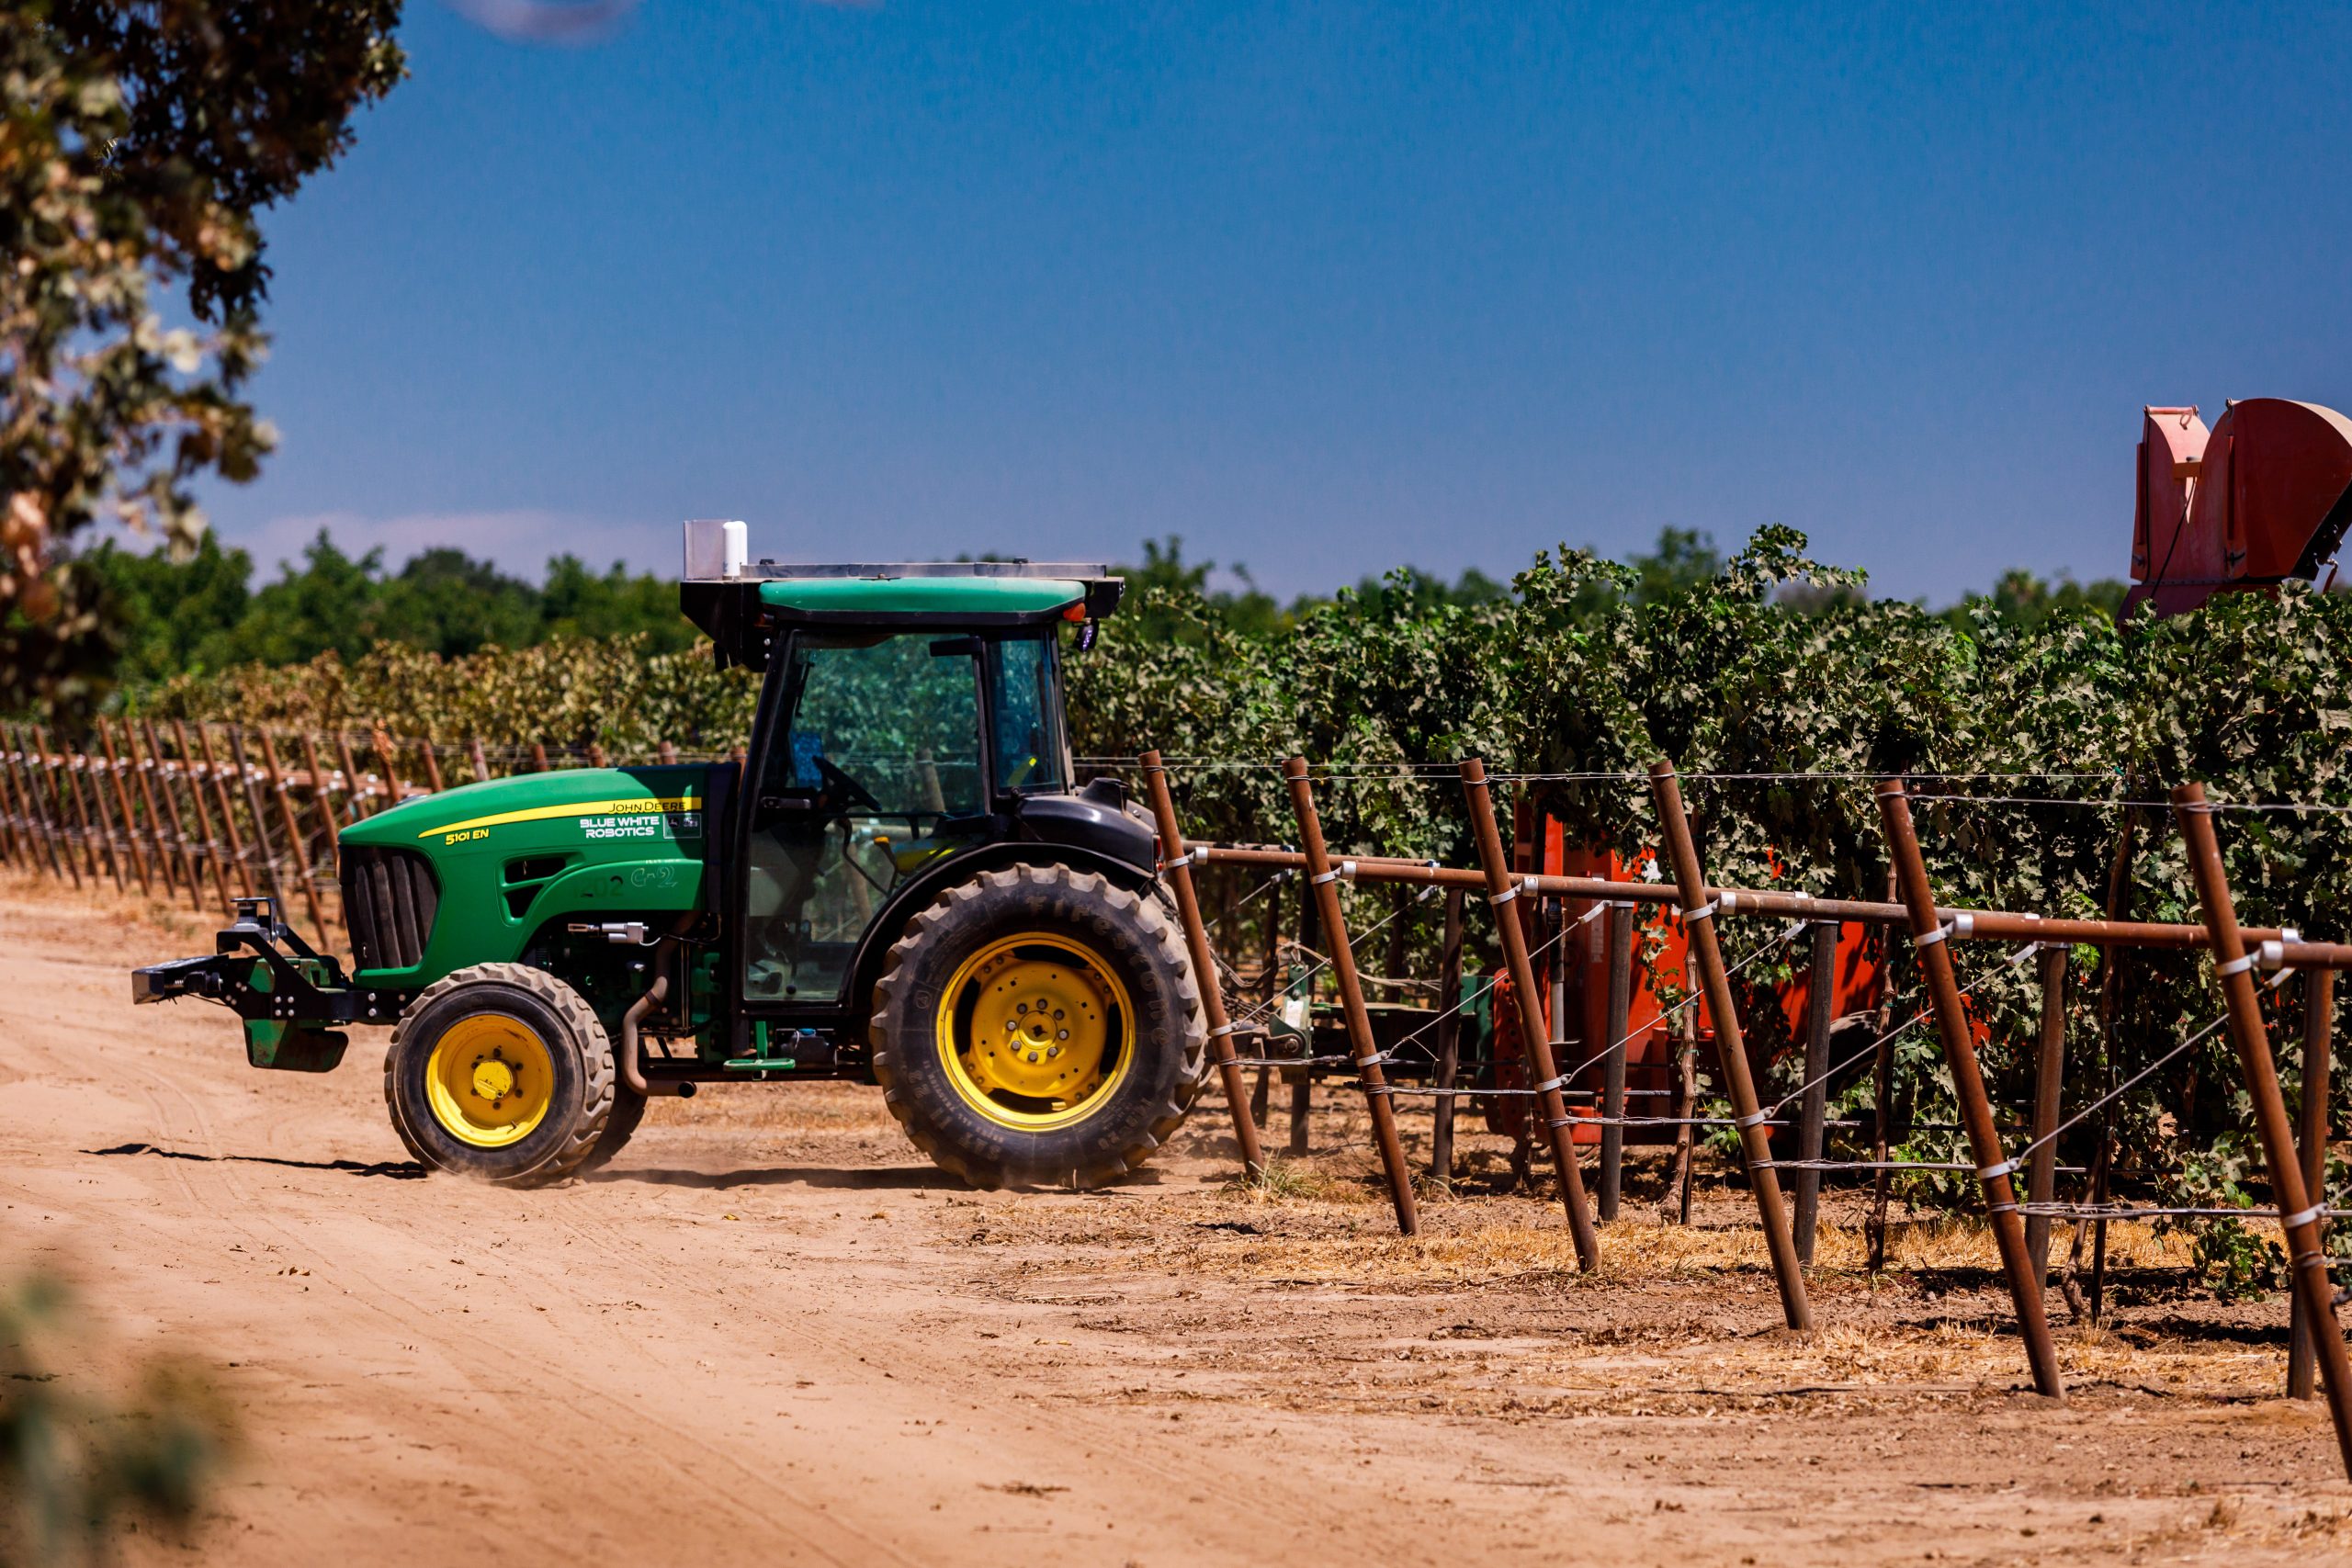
815;753;883;815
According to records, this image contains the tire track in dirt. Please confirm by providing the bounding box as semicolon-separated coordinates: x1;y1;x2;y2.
124;1048;894;1568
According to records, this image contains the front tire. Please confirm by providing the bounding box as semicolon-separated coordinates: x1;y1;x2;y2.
870;864;1206;1189
384;964;616;1187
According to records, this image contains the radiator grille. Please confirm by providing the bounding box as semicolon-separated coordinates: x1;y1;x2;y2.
341;845;440;971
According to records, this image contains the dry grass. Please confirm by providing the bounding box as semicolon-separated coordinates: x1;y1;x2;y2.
1131;1208;2199;1287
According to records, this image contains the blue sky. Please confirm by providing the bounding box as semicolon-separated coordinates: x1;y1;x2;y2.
205;1;2352;601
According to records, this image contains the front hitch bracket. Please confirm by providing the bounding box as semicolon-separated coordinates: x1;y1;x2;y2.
130;898;415;1072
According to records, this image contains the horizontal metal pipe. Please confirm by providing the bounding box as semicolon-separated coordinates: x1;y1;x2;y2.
1195;845;2299;951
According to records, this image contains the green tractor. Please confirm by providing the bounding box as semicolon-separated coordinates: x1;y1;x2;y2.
133;525;1207;1189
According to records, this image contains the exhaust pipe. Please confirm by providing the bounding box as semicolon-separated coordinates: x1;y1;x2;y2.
619;972;694;1098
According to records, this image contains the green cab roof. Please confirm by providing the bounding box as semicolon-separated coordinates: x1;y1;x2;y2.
756;575;1085;617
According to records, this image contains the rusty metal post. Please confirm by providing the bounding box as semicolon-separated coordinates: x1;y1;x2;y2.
1463;759;1600;1269
2291;968;2336;1401
171;721;232;911
2026;945;2070;1276
195;723;254;901
46;729;110;885
29;726;83;888
1282;758;1419;1236
0;727;22;866
118;720;175;897
0;728;28;869
334;733;376;819
83;737;130;888
1651;761;1811;1328
470;735;494;782
298;732;346;941
259;731;328;940
1431;886;1464;1185
165;724;221;907
60;738;115;887
1139;750;1266;1181
531;741;550;773
1876;780;2063;1396
373;728;407;809
415;739;447;795
226;727;290;914
2175;784;2352;1474
1;726;49;875
1793;921;1838;1267
95;724;153;895
2;726;63;882
67;736;122;886
1600;901;1635;1223
141;719;202;908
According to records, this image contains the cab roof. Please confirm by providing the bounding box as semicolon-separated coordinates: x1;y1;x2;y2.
680;561;1124;671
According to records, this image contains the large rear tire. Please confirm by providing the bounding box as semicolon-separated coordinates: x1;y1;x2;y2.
384;963;615;1187
869;863;1206;1189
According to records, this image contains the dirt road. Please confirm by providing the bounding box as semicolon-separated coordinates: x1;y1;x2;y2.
4;874;2347;1565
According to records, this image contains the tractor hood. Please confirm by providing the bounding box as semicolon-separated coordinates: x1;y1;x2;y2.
340;765;712;853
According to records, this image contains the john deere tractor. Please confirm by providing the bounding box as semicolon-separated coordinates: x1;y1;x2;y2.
132;525;1206;1189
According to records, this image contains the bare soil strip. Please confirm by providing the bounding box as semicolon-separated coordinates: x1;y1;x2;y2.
3;874;2346;1565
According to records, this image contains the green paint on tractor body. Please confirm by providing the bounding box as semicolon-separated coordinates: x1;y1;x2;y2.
338;764;714;988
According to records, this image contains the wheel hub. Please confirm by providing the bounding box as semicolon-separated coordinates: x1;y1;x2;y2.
962;951;1114;1106
424;1014;555;1148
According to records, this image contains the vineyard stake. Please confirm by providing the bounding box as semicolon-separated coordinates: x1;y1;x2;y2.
118;720;176;897
1430;886;1464;1185
372;728;407;809
84;735;131;888
172;721;232;912
334;733;375;819
226;728;291;915
470;735;493;782
1793;921;1837;1267
1876;779;2064;1397
1651;761;1809;1327
141;719;203;911
2;726;63;882
0;727;28;869
195;724;255;905
416;739;447;795
51;730;113;886
260;731;328;942
0;725;23;866
1600;901;1635;1223
1283;757;1419;1235
2026;945;2069;1276
1139;750;1266;1181
1;726;49;876
2290;968;2336;1401
299;732;347;943
1464;759;1599;1268
2175;782;2352;1475
96;724;153;895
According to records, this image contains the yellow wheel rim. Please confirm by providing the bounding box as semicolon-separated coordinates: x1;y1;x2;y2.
936;934;1133;1131
424;1014;556;1148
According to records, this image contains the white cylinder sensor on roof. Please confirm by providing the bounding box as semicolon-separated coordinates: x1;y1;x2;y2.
683;518;751;581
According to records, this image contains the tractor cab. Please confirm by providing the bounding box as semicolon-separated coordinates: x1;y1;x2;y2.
678;533;1148;1043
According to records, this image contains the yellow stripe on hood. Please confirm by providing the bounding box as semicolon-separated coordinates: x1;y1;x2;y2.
418;796;699;839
